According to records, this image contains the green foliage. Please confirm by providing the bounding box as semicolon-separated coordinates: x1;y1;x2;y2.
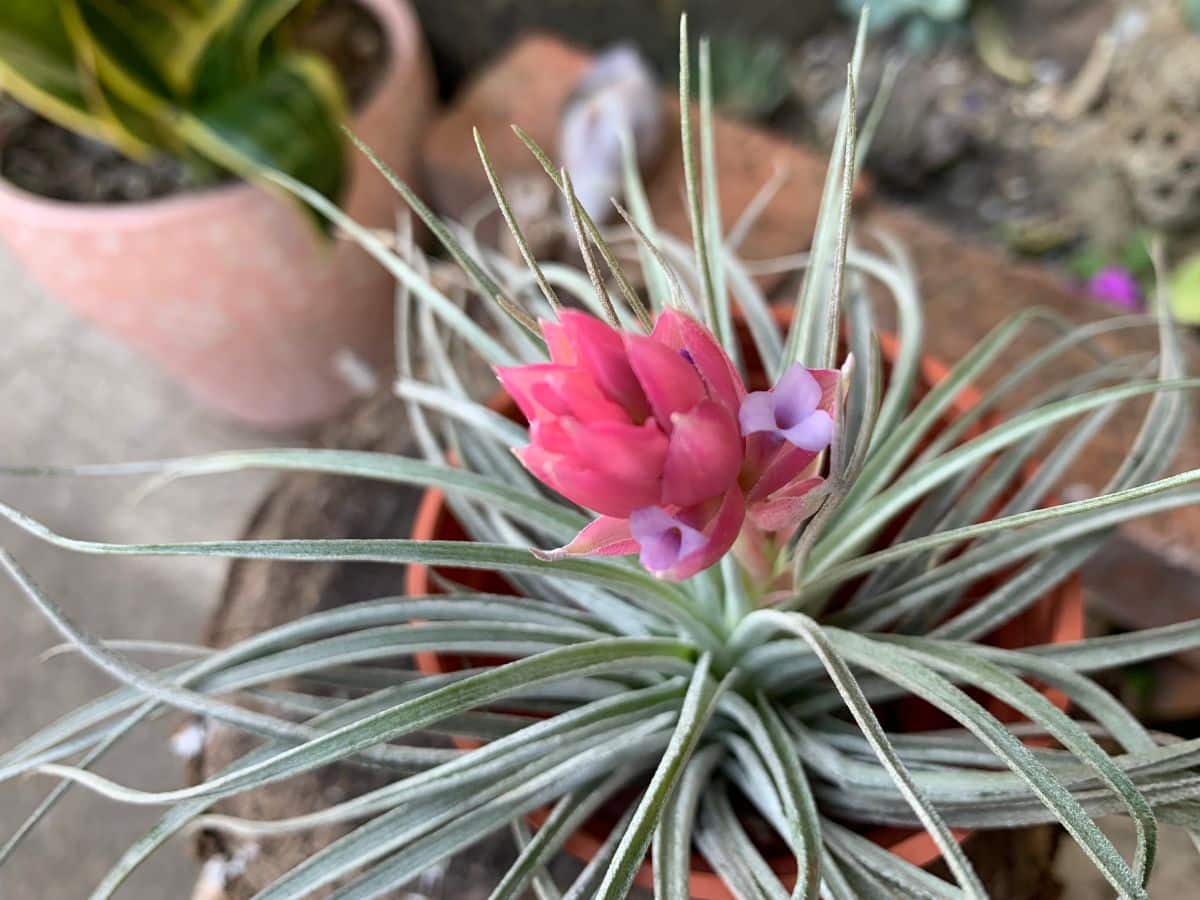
1170;254;1200;325
691;34;791;120
1069;232;1155;283
1183;0;1200;32
838;0;971;50
3;12;1200;900
839;0;970;31
0;0;346;206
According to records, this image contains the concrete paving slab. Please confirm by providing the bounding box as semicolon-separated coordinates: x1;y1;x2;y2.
0;248;275;899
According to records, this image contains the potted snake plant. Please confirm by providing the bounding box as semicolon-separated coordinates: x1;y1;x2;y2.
0;0;432;428
3;13;1200;899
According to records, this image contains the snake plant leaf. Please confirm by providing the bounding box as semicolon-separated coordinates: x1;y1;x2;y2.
0;0;346;221
71;0;192;98
181;53;346;217
188;0;307;100
0;0;149;157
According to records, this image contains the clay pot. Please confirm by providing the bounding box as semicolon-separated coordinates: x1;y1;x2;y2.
405;329;1083;899
0;0;433;430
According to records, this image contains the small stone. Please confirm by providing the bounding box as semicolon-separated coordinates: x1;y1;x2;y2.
978;195;1006;222
933;58;969;88
350;22;381;59
1112;9;1149;45
1031;59;1065;86
1002;174;1032;201
169;721;208;759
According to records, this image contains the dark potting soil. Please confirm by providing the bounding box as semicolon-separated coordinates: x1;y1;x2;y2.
0;0;387;204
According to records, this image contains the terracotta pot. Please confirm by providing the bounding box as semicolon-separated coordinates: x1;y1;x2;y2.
0;0;433;430
405;324;1084;898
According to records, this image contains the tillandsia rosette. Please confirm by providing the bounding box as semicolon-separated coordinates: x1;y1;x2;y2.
5;11;1200;900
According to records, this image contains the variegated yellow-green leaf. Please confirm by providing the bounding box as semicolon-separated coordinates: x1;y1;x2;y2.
0;0;346;220
1169;254;1200;325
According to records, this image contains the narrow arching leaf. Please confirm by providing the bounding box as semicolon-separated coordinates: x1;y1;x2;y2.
475;127;562;313
258;718;670;900
264;167;517;364
489;768;632;900
654;744;724;899
345;127;540;335
595;654;729;900
889;637;1156;885
729;611;986;899
698;779;787;899
782;9;867;375
510;125;652;329
698;36;734;365
827;629;1147;899
679;17;719;333
0;502;721;644
41;639;695;807
805;376;1200;580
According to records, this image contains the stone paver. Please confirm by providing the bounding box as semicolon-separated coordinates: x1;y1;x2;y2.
0;249;274;899
1057;817;1200;898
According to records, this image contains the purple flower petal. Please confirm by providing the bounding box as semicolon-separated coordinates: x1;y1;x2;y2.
780;409;834;452
771;364;822;428
738;391;778;436
629;506;707;574
738;364;834;454
1086;267;1143;312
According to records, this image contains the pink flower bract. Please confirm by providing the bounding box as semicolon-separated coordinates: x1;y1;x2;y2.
504;309;839;581
498;309;746;521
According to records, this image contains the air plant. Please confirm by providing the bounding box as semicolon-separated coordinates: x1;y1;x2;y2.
4;12;1200;900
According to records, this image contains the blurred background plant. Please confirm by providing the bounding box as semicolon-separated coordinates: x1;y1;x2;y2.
1181;0;1200;31
0;0;347;205
838;0;971;50
0;0;424;430
1169;254;1200;324
691;34;791;119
